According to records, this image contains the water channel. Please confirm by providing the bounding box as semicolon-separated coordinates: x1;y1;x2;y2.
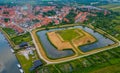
0;32;20;73
37;26;115;59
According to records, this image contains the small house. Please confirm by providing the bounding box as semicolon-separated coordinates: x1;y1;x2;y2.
30;60;43;71
19;42;28;48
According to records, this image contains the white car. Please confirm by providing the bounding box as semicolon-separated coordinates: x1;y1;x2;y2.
19;69;24;73
17;64;21;68
10;49;14;53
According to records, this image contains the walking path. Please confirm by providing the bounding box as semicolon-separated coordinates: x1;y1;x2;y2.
30;25;120;65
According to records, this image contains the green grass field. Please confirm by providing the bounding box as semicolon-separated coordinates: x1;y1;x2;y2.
99;4;120;12
35;65;59;73
56;29;82;41
2;28;16;37
35;46;120;73
90;63;120;73
16;51;39;73
111;16;120;40
11;32;32;45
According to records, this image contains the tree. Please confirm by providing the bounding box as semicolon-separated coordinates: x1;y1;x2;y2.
43;10;56;16
4;18;10;22
64;9;77;24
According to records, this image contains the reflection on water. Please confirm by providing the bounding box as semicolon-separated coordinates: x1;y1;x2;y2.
75;26;115;52
37;30;74;59
0;32;20;73
0;62;4;72
37;26;115;59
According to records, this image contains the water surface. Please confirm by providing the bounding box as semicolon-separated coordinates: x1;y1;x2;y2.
37;26;115;58
74;26;115;52
0;32;20;73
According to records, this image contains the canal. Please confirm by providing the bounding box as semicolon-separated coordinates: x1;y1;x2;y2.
37;26;115;59
0;32;20;73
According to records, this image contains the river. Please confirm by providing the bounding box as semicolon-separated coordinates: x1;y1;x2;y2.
0;32;20;73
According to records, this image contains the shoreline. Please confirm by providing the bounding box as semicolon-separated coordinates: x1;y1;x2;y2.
0;29;21;73
0;28;15;49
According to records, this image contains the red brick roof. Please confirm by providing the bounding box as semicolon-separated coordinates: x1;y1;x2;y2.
10;24;24;33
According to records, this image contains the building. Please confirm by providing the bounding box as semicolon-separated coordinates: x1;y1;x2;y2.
19;42;28;48
30;60;43;71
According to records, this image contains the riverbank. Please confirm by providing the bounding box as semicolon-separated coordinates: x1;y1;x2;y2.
0;27;15;48
0;27;40;73
0;31;20;73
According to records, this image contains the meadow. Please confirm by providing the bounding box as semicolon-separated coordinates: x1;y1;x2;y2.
11;32;32;45
99;4;120;12
56;29;81;41
34;46;120;73
2;28;16;37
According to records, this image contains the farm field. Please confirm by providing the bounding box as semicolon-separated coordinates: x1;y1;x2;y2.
99;4;120;12
112;16;120;40
34;47;120;73
90;63;120;73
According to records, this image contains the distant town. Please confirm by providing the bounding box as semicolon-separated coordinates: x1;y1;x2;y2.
0;4;110;33
0;1;120;73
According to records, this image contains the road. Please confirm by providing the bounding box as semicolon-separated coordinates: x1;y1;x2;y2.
30;32;52;64
30;27;120;65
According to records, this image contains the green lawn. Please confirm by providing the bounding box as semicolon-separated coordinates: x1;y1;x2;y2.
2;28;16;37
34;65;59;73
90;63;120;73
2;28;33;45
99;4;120;12
11;32;32;45
56;29;81;41
115;34;120;41
114;25;120;32
99;4;119;9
